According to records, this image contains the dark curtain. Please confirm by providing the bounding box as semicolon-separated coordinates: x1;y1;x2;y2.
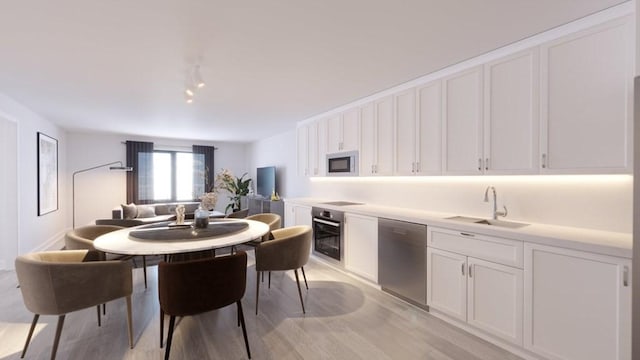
192;145;216;193
126;140;154;204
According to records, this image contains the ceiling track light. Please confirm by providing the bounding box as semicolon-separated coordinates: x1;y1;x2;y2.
183;63;205;103
194;65;205;88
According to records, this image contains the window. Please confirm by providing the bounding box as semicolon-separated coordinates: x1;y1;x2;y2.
138;151;205;203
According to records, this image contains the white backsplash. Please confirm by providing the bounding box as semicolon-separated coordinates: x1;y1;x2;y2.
309;175;632;233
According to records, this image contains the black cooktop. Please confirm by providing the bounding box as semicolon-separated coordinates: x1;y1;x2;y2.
320;201;364;206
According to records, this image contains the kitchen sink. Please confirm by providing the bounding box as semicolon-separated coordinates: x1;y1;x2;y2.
445;216;530;229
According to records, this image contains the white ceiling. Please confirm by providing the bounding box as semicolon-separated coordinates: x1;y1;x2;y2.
0;0;627;142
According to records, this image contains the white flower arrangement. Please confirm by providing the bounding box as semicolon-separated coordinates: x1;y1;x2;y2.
199;192;218;210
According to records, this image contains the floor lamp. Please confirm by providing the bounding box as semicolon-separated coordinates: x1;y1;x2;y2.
72;161;133;228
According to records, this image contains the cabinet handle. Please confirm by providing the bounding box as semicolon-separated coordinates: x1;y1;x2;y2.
485;158;489;171
416;161;420;173
623;266;629;287
542;153;547;169
374;164;378;173
478;158;482;171
371;164;374;174
469;264;473;278
412;162;415;173
461;263;465;276
460;232;475;237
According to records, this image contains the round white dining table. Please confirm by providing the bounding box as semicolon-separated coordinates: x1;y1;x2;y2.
94;219;269;256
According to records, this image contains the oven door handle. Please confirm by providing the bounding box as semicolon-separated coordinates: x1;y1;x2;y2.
313;218;341;227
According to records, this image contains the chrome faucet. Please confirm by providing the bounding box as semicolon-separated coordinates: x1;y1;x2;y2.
484;186;507;220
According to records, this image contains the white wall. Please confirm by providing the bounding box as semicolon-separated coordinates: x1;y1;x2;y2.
67;131;249;226
246;129;309;198
0;116;18;270
0;93;67;269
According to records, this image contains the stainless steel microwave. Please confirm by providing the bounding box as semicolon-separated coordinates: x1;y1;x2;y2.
327;151;358;176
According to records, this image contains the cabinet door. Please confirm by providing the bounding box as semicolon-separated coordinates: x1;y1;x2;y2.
374;96;394;175
316;119;327;176
360;102;376;176
296;126;309;177
344;214;378;282
416;81;442;175
467;257;523;346
443;66;484;175
307;122;319;176
326;115;342;154
524;243;631;360
484;49;539;174
342;107;360;152
540;17;632;174
394;89;417;175
427;247;467;322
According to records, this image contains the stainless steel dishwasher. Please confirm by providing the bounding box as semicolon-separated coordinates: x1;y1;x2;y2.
378;218;428;309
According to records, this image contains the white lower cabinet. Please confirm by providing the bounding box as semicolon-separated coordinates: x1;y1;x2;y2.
344;213;378;282
427;227;524;346
427;247;523;346
284;202;312;228
524;243;631;360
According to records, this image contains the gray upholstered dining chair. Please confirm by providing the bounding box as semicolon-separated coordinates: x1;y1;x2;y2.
158;251;251;360
254;225;312;315
15;250;134;360
65;225;149;289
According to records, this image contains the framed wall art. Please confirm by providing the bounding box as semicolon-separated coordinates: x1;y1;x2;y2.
37;132;58;216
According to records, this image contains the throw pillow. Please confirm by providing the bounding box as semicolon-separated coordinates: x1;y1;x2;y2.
136;205;156;218
121;203;137;219
155;204;171;215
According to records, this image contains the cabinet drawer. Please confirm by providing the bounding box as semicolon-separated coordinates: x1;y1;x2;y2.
428;227;523;268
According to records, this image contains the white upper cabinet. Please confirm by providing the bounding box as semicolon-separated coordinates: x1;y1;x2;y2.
443;66;484;175
395;83;442;175
342;108;360;152
360;102;376;175
484;49;539;174
296;125;309;177
361;96;394;176
327;109;360;154
297;120;327;177
540;16;633;174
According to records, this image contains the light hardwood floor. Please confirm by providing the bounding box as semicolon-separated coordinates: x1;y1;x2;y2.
0;252;522;360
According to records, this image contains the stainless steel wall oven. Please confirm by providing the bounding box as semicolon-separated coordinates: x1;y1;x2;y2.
311;207;344;264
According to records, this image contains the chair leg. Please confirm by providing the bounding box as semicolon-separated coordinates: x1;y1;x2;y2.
301;266;309;290
96;305;101;327
102;303;106;315
50;315;66;360
160;309;164;348
261;271;264;283
294;269;306;314
126;296;133;349
20;314;39;358
142;256;148;289
268;271;271;289
255;271;260;315
237;301;251;359
164;316;176;360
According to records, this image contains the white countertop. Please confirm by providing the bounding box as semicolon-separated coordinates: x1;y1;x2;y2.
286;198;632;259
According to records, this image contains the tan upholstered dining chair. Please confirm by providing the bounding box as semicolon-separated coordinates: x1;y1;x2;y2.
158;251;251;360
254;225;312;315
245;213;281;245
65;225;149;289
225;208;249;219
15;250;134;360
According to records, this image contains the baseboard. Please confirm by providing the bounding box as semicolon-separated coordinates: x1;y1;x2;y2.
428;309;544;360
31;229;66;253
